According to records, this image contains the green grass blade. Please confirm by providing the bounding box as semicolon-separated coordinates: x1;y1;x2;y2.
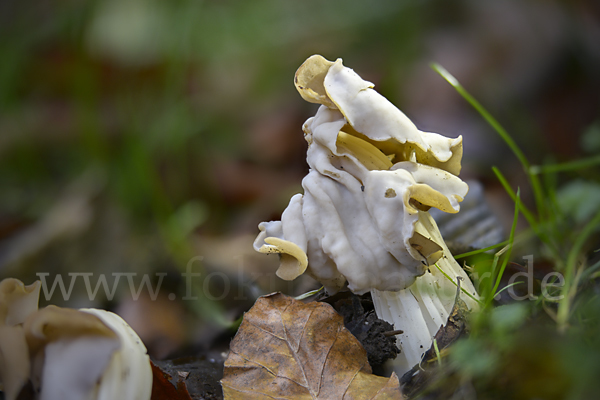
566;209;600;273
295;286;324;300
581;258;600;281
530;154;600;175
493;166;561;258
454;240;510;259
492;167;537;227
433;339;443;366
494;281;524;298
431;63;530;170
432;63;547;221
434;263;482;304
557;209;600;328
487;189;521;308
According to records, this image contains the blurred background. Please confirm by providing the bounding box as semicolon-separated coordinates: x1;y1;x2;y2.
1;0;599;359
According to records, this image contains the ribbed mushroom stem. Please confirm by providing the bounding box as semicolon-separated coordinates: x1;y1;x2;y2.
371;211;479;376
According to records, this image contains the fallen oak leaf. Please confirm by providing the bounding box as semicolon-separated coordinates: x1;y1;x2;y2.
221;292;402;399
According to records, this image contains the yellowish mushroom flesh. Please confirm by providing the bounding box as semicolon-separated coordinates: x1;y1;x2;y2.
0;279;41;326
407;184;463;214
257;237;309;281
336;131;393;171
294;54;335;108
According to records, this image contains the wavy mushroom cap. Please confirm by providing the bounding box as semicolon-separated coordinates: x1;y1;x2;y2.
255;55;468;294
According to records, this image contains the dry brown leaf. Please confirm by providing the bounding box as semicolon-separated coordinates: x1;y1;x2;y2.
150;361;193;400
221;293;402;399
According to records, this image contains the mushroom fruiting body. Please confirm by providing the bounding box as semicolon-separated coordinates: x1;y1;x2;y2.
254;55;479;374
0;278;152;400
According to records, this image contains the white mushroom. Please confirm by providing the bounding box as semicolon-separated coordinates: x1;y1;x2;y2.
0;278;152;400
254;55;479;375
0;279;40;400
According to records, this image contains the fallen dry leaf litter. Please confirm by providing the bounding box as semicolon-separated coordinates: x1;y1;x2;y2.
221;293;403;399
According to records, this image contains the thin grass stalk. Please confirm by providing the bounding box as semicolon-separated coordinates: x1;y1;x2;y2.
486;189;520;308
432;63;548;224
530;154;600;175
557;209;600;329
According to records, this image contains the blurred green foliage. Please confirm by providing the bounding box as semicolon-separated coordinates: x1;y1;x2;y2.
0;0;428;228
0;0;437;324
